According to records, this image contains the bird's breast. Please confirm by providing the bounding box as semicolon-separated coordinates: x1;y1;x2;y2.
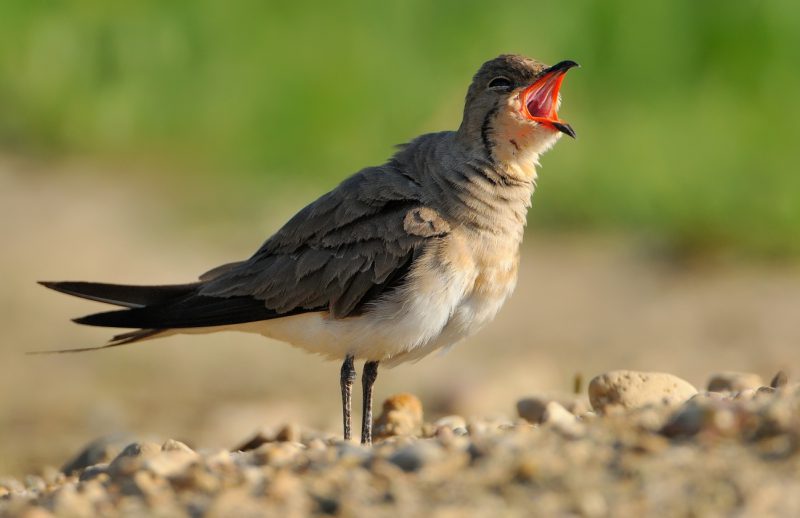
250;229;522;366
438;229;521;333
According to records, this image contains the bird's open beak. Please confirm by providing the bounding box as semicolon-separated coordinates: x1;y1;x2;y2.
520;60;579;138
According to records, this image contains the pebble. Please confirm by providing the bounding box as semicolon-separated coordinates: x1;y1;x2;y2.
142;450;198;478
706;372;764;393
275;423;301;443
434;415;467;430
249;442;303;467
60;434;134;475
589;370;697;412
77;464;109;482
373;393;424;439
19;506;55;518
51;484;94;517
516;395;589;423
107;442;162;477
161;439;195;454
770;371;789;389
387;441;444;472
5;382;800;517
541;401;586;438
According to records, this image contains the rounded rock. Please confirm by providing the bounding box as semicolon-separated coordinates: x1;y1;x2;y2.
434;415;467;430
517;395;588;424
373;393;424;439
275;423;301;443
589;370;697;413
542;402;586;438
387;441;443;472
707;372;764;393
161;439;195;454
107;442;162;477
60;434;134;475
143;450;198;478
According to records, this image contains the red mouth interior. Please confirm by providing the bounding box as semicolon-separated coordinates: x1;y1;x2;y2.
521;71;567;123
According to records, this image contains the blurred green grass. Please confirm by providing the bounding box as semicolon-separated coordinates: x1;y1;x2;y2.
1;1;799;257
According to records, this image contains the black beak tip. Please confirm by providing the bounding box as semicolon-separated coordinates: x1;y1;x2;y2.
552;122;577;139
548;60;580;74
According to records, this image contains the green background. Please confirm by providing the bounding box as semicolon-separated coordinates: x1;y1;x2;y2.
2;1;798;257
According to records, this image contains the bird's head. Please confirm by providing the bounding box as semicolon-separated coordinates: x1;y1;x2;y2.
458;54;578;174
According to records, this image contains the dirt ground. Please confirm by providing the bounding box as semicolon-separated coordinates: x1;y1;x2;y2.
2;158;800;479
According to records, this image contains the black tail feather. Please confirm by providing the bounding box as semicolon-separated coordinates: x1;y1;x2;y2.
26;329;164;355
39;281;200;308
72;295;305;329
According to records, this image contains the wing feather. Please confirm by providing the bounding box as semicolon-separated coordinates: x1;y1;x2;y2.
200;166;450;319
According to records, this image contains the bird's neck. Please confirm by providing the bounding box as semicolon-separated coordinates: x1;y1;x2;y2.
456;101;562;184
407;133;536;240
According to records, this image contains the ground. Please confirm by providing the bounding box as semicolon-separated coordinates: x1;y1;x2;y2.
1;160;799;515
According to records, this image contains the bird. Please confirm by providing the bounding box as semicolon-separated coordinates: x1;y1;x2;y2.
39;54;578;444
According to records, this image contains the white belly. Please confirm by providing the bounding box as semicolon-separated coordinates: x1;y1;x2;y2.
245;233;521;366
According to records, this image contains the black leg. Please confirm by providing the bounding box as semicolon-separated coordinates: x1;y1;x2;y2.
340;355;356;441
360;360;379;445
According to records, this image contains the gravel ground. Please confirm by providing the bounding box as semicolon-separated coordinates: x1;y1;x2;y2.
3;370;800;517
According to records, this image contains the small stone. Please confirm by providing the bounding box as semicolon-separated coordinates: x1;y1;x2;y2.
335;441;372;465
143;450;198;478
307;438;326;451
692;391;728;401
24;476;45;492
204;450;235;471
589;370;697;413
51;484;94;517
40;467;63;486
207;488;272;518
661;400;708;438
373;393;424;439
76;479;108;505
420;422;437;438
752;386;778;403
233;430;271;452
707;372;764;393
387;441;443;472
541;402;585;438
170;463;220;494
661;397;741;438
517;395;588;424
734;388;758;401
753;398;795;438
161;439;194;454
18;507;55;518
434;415;467;430
516;397;550;424
123;470;164;497
578;491;608;518
627;406;671;431
249;442;303;467
78;464;109;482
61;434;134;475
107;442;161;477
466;420;489;436
435;426;454;442
275;423;300;442
770;370;789;389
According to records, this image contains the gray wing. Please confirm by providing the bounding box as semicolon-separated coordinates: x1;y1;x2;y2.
199;166;451;319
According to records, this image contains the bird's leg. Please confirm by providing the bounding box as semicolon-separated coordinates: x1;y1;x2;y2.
340;355;356;441
360;360;379;445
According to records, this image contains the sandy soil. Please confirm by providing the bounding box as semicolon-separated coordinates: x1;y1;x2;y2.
1;158;799;484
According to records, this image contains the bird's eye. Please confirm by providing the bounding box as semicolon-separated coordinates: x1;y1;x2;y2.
488;76;513;91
